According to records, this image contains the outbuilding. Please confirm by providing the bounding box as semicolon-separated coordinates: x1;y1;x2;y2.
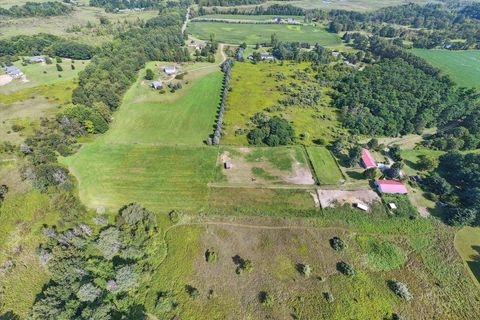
375;180;408;194
224;162;232;169
388;203;397;210
3;66;23;78
30;56;45;63
355;203;369;211
361;148;377;169
151;81;163;89
163;66;176;75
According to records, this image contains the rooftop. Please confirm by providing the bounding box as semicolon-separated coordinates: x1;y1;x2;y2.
361;148;377;168
375;180;408;194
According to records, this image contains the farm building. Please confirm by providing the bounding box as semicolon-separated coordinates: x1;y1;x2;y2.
260;53;274;60
163;66;176;74
375;180;408;194
29;56;45;63
151;81;163;89
3;66;23;78
388;203;397;210
224;162;232;169
355;203;369;211
361;148;377;169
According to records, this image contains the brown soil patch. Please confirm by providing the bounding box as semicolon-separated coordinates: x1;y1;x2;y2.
0;74;12;86
317;189;380;208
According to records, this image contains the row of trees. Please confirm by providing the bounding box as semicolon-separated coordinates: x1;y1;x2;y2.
0;34;95;60
29;204;158;319
196;0;265;7
89;0;160;11
0;1;72;17
208;58;233;145
196;3;304;16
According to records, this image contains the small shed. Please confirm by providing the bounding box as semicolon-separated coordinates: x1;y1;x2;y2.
151;81;163;89
355;203;369;211
30;56;45;63
224;162;232;169
164;66;176;75
4;66;23;78
388;203;397;210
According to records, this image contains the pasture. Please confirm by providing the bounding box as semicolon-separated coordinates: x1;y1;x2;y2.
187;21;341;45
306;146;343;185
196;14;304;21
287;0;431;11
139;206;480;319
222;61;341;145
411;49;480;88
217;146;315;185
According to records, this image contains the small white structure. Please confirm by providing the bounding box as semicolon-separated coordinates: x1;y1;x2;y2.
224;162;232;169
29;56;45;63
388;203;397;210
151;80;163;89
163;66;176;75
355;203;369;212
3;66;23;78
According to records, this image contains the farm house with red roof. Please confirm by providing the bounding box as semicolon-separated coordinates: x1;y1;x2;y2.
361;148;377;169
375;180;408;194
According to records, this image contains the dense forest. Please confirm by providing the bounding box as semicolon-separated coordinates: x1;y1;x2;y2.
333;58;477;136
0;1;72;17
0;34;95;60
29;204;158;319
196;0;265;7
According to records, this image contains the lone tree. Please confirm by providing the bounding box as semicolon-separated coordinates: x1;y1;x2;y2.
145;68;154;80
205;248;217;264
329;236;346;251
388;280;412;301
259;291;273;306
337;261;356;276
298;263;312;278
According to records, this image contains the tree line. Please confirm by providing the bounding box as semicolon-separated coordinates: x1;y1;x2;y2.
196;0;265;7
196;3;304;16
0;1;72;18
89;0;160;11
0;34;96;60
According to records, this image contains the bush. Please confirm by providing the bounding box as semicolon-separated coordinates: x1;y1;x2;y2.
145;68;154;80
259;291;274;306
336;261;356;276
329;236;346;251
56;63;63;72
298;263;312;278
388;280;412;301
186;285;199;299
205;248;217;264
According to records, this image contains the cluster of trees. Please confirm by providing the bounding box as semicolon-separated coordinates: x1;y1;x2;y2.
60;103;112;134
272;41;333;64
208;58;233;145
428;152;480;226
0;34;95;60
247;113;295;146
423;110;480;151
334;57;478;136
0;1;72;17
89;0;160;11
197;3;304;16
29;203;158;319
72;9;189;111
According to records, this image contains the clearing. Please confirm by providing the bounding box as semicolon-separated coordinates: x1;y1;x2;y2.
187;22;341;46
454;227;480;287
221;61;342;145
216;146;315;186
411;49;480;88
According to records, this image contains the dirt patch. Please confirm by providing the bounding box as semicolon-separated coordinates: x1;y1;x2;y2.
317;189;380;208
0;75;12;86
20;75;29;83
283;161;315;185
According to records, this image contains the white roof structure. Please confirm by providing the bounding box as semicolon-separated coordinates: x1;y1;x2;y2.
164;66;176;74
355;203;369;211
388;203;397;210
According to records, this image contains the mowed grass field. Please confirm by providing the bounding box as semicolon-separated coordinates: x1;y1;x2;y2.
307;146;343;185
187;22;341;45
222;61;341;145
63;64;224;212
412;49;480;88
286;0;431;11
196;14;304;21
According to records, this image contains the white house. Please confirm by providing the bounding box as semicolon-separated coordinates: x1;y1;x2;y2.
163;66;176;75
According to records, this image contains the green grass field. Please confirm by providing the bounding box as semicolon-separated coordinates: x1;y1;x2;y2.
286;0;431;11
222;61;341;145
412;49;480;88
188;22;341;45
196;14;304;21
104;62;223;145
455;227;480;286
306;146;343;185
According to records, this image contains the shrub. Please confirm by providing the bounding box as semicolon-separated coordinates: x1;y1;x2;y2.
330;236;346;251
388;280;412;301
145;68;154;80
324;291;334;303
336;261;356;276
205;248;217;264
298;263;312;278
259;291;273;306
56;63;63;72
186;285;199;299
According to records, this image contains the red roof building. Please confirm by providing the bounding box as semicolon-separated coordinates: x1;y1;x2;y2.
361;148;377;169
375;180;408;194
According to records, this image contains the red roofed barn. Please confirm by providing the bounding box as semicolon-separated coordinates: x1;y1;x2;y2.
375;180;408;194
361;148;377;169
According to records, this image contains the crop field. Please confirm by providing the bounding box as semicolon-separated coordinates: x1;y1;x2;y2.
222;61;342;145
0;6;159;44
139;207;480;319
187;22;341;45
411;49;480;88
196;14;304;21
217;146;315;185
454;227;480;286
306;146;343;185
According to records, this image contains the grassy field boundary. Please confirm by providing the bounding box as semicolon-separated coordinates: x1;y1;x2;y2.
303;145;320;185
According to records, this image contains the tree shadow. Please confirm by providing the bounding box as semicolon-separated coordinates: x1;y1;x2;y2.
467;245;480;284
0;312;19;320
404;159;421;172
346;170;363;180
